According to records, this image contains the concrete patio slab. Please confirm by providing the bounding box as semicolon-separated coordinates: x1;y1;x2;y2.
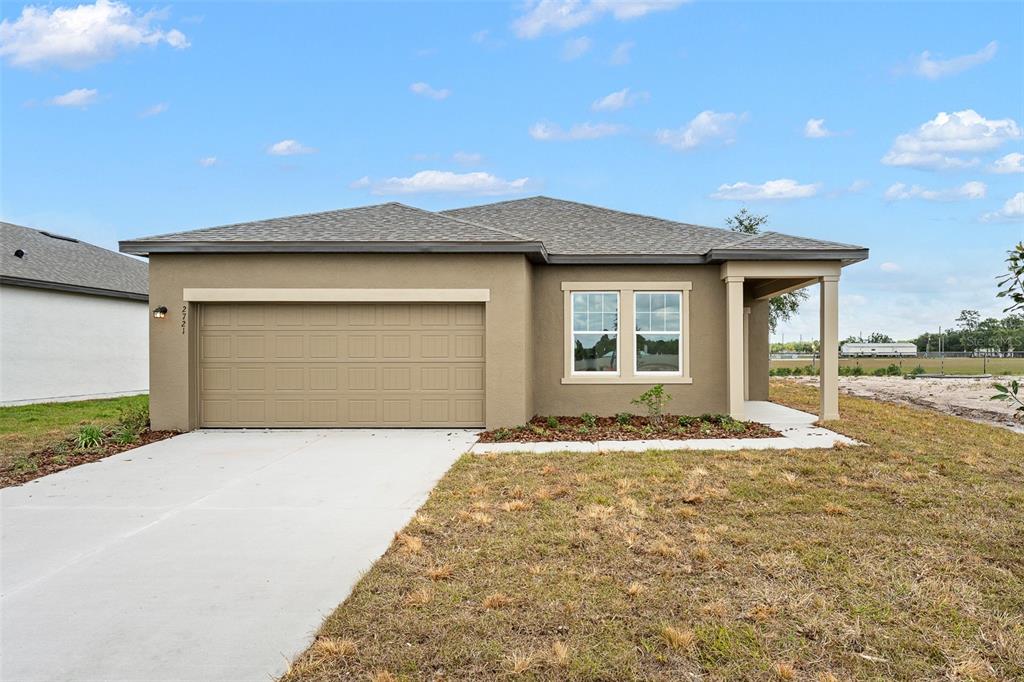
470;401;858;454
1;428;477;682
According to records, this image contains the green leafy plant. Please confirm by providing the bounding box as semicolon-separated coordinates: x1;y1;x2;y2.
113;426;139;445
991;380;1024;420
631;384;672;425
580;412;597;428
75;425;104;450
615;412;633;426
677;415;696;428
912;365;926;375
996;242;1024;313
577;424;591;435
117;404;150;435
545;416;560;429
11;454;39;474
491;427;512;441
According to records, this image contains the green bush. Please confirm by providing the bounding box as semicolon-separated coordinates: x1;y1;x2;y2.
631;384;672;424
677;415;696;428
911;365;926;375
113;426;139;445
75;425;104;450
118;404;149;435
885;363;902;376
615;412;633;425
545;415;560;429
580;412;597;427
773;367;793;377
491;427;512;441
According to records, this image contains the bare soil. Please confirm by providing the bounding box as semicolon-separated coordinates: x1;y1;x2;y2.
1;429;178;488
479;414;779;442
793;374;1024;433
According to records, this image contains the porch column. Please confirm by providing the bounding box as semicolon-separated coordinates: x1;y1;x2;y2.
725;276;745;420
819;275;840;420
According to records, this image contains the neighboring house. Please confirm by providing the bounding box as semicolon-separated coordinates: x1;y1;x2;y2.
1;222;149;406
119;197;868;431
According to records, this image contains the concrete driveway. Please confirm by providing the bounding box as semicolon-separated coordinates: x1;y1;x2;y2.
1;429;477;682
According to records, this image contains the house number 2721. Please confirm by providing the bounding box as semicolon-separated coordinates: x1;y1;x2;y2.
181;305;187;335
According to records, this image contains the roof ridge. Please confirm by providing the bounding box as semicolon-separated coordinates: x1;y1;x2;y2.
726;229;864;251
389;202;536;242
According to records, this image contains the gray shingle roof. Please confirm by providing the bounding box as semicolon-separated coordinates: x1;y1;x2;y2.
134;202;531;244
2;222;148;299
120;196;867;263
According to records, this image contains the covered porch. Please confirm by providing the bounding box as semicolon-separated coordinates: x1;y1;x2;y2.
722;261;841;422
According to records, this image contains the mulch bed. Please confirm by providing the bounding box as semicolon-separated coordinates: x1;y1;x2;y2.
478;414;779;443
1;429;178;488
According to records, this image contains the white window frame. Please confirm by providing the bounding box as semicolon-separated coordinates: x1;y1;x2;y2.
569;291;620;377
633;291;683;377
561;281;692;385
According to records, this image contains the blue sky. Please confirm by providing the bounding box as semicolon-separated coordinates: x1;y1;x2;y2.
2;0;1022;341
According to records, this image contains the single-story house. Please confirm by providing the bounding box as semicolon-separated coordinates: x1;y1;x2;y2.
1;222;149;405
119;197;868;431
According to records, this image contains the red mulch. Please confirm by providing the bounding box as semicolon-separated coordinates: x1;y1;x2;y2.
478;414;779;443
1;429;178;488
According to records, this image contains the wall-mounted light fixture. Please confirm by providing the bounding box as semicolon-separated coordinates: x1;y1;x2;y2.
152;306;168;319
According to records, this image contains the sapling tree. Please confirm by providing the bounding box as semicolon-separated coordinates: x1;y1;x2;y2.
631;384;672;426
992;243;1024;417
726;209;809;333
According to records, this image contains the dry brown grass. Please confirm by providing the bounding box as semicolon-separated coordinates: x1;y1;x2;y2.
403;587;431;607
281;382;1024;681
311;637;357;657
661;625;696;651
482;592;513;609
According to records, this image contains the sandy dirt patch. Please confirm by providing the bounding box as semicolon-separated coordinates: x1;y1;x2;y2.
791;375;1024;433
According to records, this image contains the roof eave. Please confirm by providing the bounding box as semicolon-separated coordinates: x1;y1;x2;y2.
705;247;869;265
119;240;550;263
0;275;148;301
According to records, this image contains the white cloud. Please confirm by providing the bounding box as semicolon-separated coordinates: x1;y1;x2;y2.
710;178;821;201
848;179;871;193
912;41;998;80
361;170;530;196
349;176;371;189
561;35;592;60
267;139;316;156
804;118;836;138
989;152;1024;174
529;121;625;141
409;82;451;100
655;110;746;151
471;29;489;43
512;0;685;39
198;156;217;167
452;151;484;166
879;262;901;273
591;87;648;112
0;0;189;69
48;87;97;107
139;102;168;118
881;109;1022;170
883;181;987;201
609;40;634;65
981;192;1024;222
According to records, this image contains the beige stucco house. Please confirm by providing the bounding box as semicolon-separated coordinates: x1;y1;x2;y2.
119;197;867;431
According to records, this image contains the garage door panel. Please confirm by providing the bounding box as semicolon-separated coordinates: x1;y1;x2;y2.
198;303;484;427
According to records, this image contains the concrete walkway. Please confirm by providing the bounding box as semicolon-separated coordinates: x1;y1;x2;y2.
1;429;477;682
471;401;857;454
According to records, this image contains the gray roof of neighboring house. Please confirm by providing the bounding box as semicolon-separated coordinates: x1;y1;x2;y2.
2;221;148;300
120;196;868;264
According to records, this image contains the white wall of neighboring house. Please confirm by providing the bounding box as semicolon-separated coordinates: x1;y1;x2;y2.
0;285;149;405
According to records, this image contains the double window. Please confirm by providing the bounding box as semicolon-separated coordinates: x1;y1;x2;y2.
564;283;690;383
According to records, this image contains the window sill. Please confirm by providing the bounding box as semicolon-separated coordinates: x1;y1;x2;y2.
561;376;693;385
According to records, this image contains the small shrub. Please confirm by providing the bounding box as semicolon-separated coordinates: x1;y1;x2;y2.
791;366;804;376
850;365;865;376
678;415;696;428
113;426;138;446
911;364;926;375
615;412;633;425
698;413;720;425
580;412;597;427
75;425;104;450
530;425;547;436
631;384;672;425
577;424;591;435
774;367;792;376
117;404;149;434
723;420;746;434
872;367;887;376
491;427;512;441
885;363;902;376
11;455;39;474
545;415;560;429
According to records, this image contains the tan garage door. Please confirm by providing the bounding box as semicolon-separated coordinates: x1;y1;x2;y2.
197;303;485;427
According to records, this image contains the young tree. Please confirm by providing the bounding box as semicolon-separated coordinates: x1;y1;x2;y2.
866;332;895;343
997;242;1024;313
725;209;809;333
955;309;981;352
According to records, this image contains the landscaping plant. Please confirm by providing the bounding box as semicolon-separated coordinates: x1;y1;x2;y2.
75;425;104;450
991;379;1024;421
631;384;672;426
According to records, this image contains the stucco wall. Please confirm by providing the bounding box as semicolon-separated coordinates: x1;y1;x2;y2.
0;284;149;405
147;253;533;431
531;264;729;417
746;297;770;401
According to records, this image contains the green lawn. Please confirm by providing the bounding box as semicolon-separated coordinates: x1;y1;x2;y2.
282;381;1023;681
0;394;148;468
771;356;1024;376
